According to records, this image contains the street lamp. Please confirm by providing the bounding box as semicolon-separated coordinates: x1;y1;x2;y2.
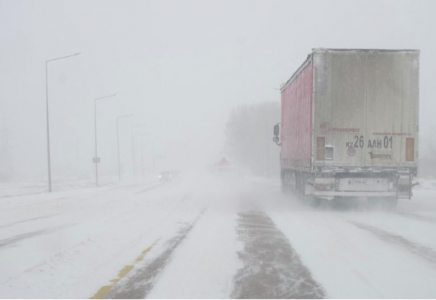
117;114;134;181
46;52;81;192
94;93;117;187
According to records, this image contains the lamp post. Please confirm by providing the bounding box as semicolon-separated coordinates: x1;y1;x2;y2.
94;93;117;187
117;114;134;181
46;52;80;192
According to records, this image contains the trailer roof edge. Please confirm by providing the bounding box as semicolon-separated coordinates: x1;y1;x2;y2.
280;54;313;92
280;48;420;92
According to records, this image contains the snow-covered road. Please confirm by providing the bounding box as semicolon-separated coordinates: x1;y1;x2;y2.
1;172;436;298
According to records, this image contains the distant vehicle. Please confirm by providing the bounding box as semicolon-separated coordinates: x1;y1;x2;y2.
158;170;181;182
274;49;419;206
208;157;233;175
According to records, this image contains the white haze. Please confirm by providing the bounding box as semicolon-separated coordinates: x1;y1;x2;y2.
1;0;436;182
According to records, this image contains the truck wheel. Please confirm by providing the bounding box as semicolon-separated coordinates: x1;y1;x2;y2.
307;197;321;207
331;197;352;210
297;172;304;196
298;173;318;206
296;173;304;200
367;198;379;209
280;170;286;193
281;170;291;194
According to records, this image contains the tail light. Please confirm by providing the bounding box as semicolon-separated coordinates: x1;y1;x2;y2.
406;138;414;161
317;137;325;161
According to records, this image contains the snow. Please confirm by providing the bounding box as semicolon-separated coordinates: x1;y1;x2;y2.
262;179;436;298
270;210;436;298
0;177;199;297
1;173;436;298
147;213;240;298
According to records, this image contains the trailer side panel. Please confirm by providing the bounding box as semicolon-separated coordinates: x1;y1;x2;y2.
281;60;313;172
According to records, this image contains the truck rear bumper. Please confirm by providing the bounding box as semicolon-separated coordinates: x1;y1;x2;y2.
313;191;397;197
312;175;400;198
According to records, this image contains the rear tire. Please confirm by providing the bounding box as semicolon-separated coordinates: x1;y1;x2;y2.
331;197;350;210
308;197;321;207
296;172;316;205
281;170;292;194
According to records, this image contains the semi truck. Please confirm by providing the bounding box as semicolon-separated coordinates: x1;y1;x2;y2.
273;49;419;206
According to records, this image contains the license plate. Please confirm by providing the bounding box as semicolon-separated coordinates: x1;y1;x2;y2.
339;178;389;191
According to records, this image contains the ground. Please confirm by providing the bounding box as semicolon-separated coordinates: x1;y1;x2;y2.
1;172;436;298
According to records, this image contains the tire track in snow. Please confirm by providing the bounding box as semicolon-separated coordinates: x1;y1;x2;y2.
0;224;74;249
102;209;206;299
232;211;325;299
0;212;68;229
350;221;436;265
393;211;436;224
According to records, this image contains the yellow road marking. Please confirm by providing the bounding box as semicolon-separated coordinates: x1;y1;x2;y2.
91;240;159;299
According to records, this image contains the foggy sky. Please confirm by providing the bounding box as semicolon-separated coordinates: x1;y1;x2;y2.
1;0;435;180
